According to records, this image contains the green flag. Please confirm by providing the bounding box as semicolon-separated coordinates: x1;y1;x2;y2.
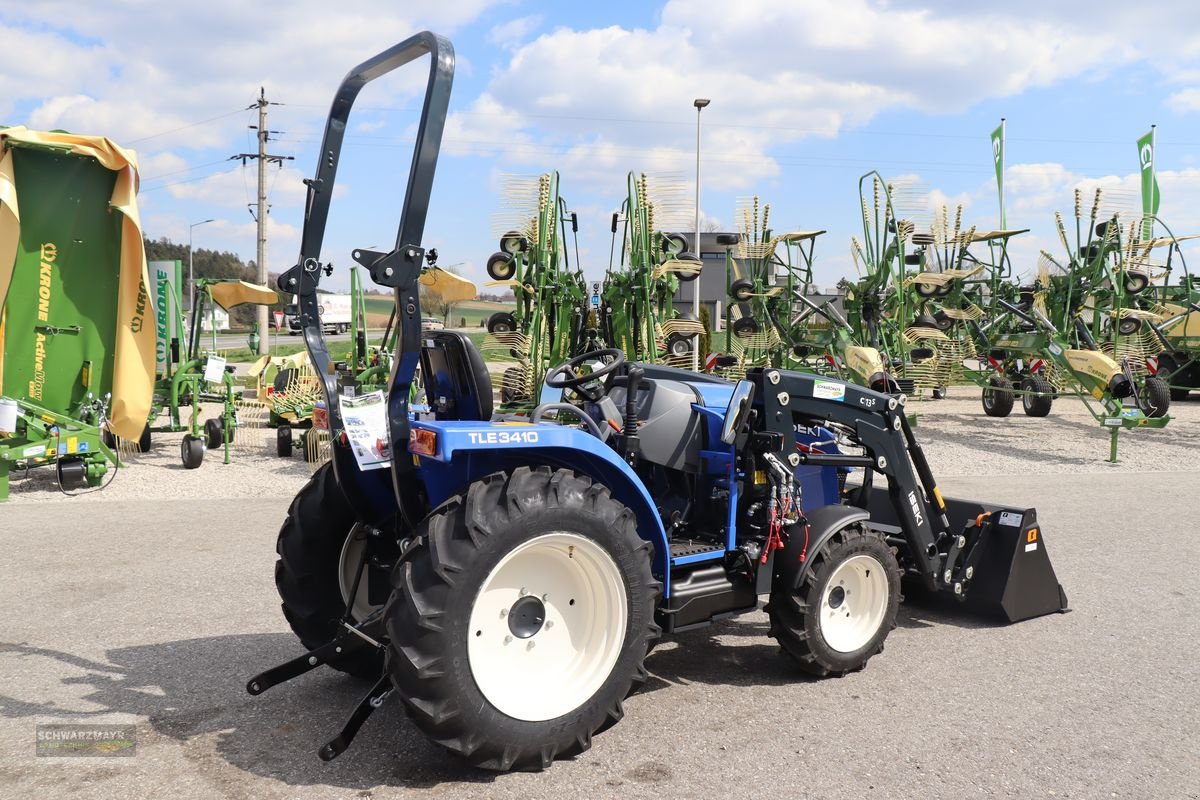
991;122;1005;229
1137;128;1160;237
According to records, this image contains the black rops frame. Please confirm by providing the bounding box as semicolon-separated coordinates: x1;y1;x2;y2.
276;32;454;527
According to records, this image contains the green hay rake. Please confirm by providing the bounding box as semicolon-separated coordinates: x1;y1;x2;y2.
601;172;702;368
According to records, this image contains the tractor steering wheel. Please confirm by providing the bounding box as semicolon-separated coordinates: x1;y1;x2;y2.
544;348;625;397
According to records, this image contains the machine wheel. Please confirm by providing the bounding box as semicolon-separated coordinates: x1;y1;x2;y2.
730;278;754;302
180;434;204;469
933;310;954;331
1157;353;1191;400
486;251;516;281
982;377;1014;417
768;524;900;676
1117;316;1142;336
1020;376;1054;417
56;458;88;488
384;467;659;771
273;368;296;393
137;424;152;453
276;425;293;457
732;315;759;338
661;232;688;255
499;230;528;255
914;282;940;298
673;254;701;281
487;312;517;334
1139;376;1171;418
1123;272;1149;294
275;463;384;678
666;333;693;358
204;417;226;450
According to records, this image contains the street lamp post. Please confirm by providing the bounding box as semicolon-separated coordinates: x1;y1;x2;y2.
692;98;710;371
188;219;215;329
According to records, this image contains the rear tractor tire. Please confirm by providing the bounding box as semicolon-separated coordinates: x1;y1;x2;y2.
384;466;660;771
1020;376;1054;417
767;524;900;676
982;377;1015;418
275;463;387;678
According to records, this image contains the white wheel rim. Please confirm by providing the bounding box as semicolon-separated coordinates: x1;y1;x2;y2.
820;554;888;653
338;524;379;621
467;532;628;722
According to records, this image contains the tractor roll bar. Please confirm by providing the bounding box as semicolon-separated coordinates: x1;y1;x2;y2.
277;32;454;526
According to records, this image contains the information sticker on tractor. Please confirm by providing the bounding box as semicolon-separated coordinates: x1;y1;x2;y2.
812;380;845;402
340;390;391;472
23;445;45;458
997;511;1023;528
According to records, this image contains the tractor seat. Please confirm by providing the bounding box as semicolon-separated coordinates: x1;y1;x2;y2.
419;330;493;421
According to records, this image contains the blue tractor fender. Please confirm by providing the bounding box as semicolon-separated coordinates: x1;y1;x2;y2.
410;420;673;590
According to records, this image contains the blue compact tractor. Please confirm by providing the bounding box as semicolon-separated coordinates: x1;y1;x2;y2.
247;33;1067;771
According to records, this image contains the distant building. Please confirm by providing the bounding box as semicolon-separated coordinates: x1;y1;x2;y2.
671;233;842;331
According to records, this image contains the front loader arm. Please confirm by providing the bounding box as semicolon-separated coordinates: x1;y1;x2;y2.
748;368;948;589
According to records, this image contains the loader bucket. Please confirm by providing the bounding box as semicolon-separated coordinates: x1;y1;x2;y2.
864;489;1068;623
938;496;1069;623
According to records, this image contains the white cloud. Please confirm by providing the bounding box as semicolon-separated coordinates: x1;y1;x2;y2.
3;2;503;150
447;0;1139;194
486;15;543;48
1166;87;1200;113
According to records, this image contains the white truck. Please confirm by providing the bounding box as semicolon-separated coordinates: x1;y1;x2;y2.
287;293;354;335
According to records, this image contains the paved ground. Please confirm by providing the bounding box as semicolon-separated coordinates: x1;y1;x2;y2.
2;461;1198;798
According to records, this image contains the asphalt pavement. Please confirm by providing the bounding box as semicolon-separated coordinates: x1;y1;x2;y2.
1;469;1197;799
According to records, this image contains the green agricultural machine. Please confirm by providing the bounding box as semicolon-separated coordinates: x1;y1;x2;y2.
145;277;278;468
264;264;404;463
599;172;703;368
713;196;896;391
481;172;589;409
0;127;155;500
1118;219;1200;401
846;172;962;398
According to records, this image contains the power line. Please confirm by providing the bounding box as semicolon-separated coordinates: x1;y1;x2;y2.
125;108;246;145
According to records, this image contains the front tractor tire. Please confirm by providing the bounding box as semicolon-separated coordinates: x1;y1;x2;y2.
768;524;900;676
385;466;659;771
275;463;385;678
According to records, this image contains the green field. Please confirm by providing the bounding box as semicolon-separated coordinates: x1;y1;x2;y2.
362;296;513;328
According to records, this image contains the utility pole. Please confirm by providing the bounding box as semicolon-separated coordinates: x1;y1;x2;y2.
232;88;293;354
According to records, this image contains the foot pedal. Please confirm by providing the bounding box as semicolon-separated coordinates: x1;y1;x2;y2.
319;674;393;761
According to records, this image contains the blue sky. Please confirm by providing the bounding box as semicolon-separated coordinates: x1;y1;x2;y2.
5;1;1200;293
